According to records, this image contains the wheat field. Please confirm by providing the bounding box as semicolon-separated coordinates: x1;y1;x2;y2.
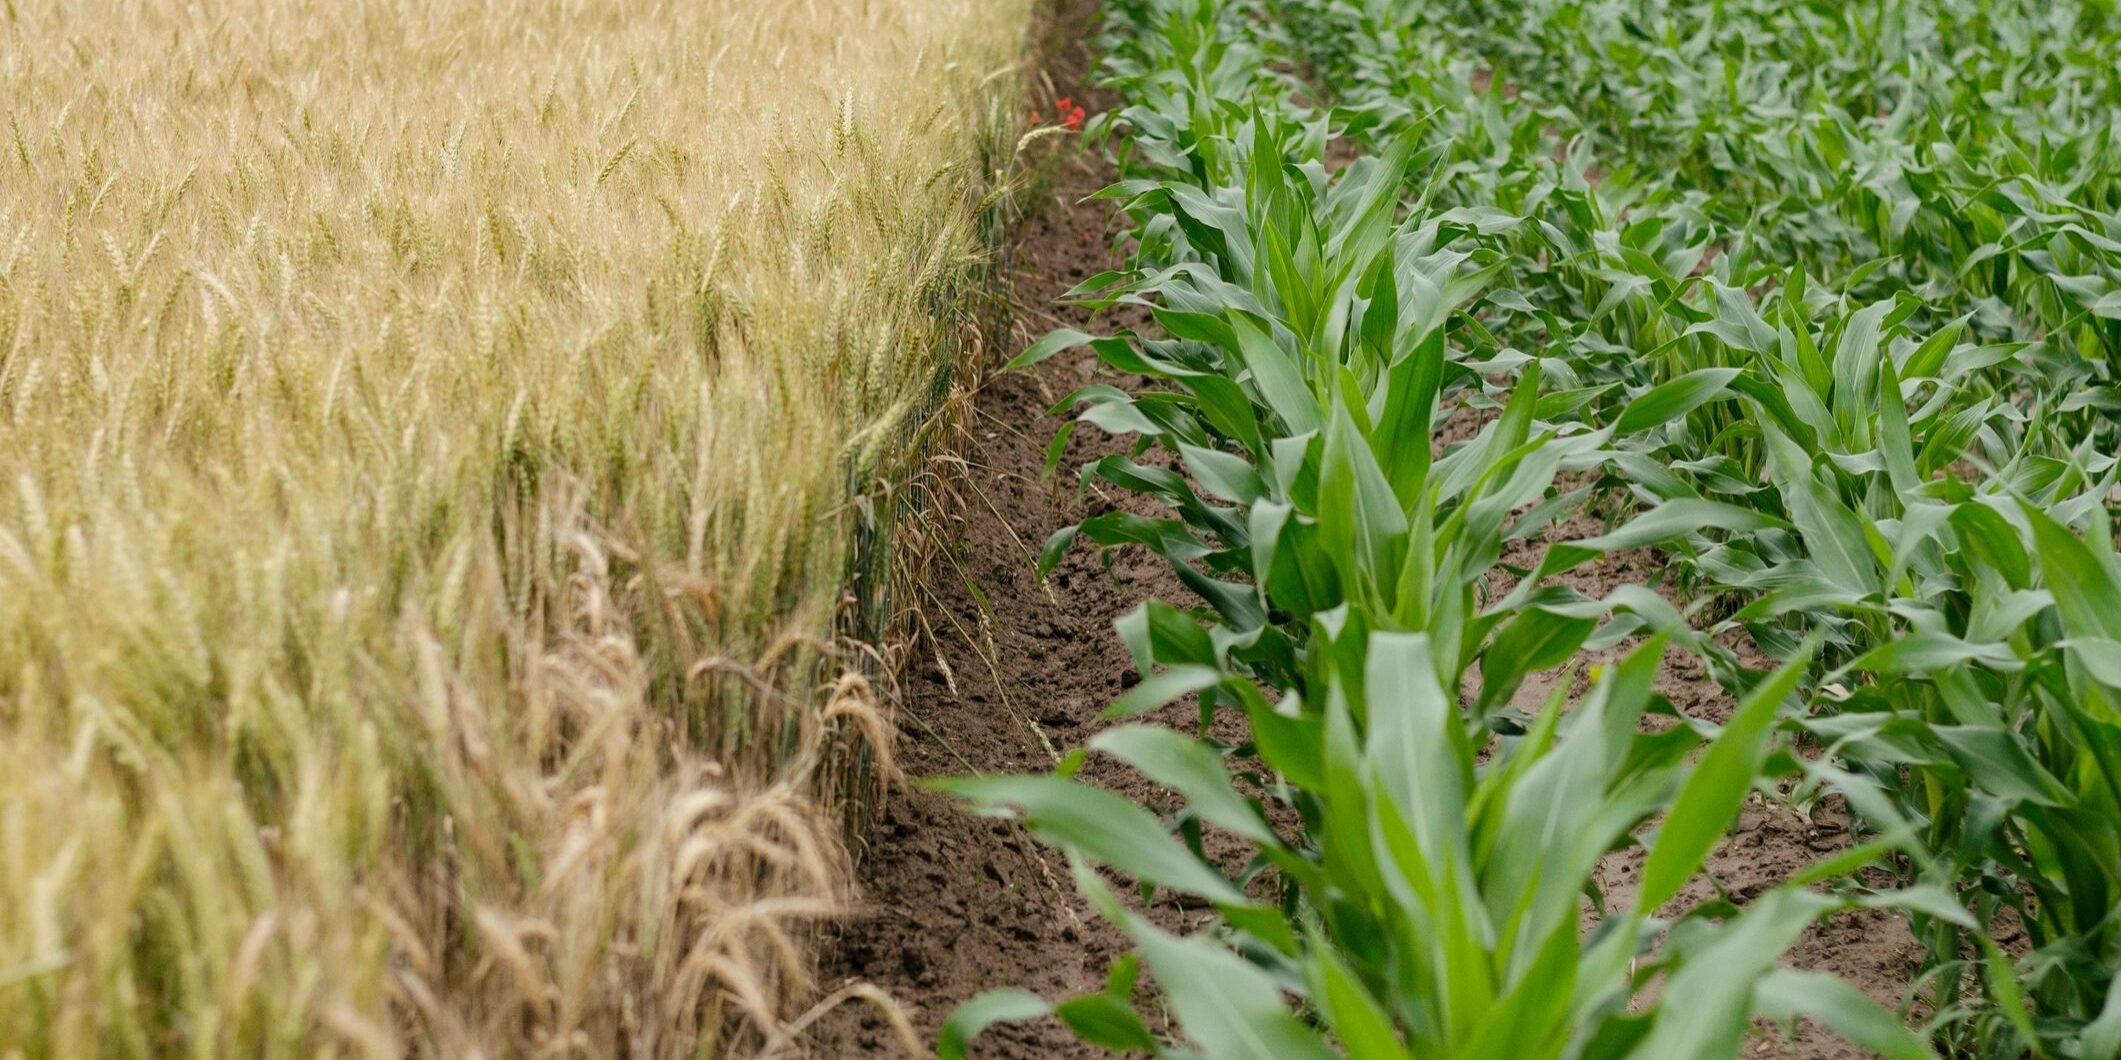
0;0;1027;1055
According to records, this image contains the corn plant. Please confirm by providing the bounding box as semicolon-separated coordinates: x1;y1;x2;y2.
945;636;1936;1060
1803;499;2121;1056
1650;292;2121;1053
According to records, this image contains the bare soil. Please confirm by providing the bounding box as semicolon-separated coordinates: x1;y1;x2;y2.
806;3;1926;1056
805;4;1159;1056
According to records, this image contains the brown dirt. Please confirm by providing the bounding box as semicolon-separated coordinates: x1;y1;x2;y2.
804;3;1925;1057
801;188;1162;1054
803;4;1162;1056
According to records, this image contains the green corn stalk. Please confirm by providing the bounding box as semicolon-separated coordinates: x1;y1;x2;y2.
945;636;1936;1060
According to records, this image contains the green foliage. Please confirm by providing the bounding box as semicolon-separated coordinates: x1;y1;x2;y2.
953;0;2121;1056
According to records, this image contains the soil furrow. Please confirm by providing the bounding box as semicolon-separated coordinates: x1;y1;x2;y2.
808;6;1156;1054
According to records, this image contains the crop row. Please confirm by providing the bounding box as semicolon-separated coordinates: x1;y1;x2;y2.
948;1;2121;1057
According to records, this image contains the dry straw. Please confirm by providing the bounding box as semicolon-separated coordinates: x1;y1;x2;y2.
0;0;1027;1054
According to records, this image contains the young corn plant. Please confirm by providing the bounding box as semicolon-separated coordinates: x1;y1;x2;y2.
943;636;1935;1060
1613;283;2121;1053
1809;499;2121;1057
1019;104;1697;714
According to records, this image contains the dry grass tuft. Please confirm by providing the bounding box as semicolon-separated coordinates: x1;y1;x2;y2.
0;0;1028;1054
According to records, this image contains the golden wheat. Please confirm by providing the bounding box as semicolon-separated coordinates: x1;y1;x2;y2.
0;0;1026;1055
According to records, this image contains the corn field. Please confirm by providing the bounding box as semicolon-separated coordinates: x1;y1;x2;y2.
941;0;2121;1058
